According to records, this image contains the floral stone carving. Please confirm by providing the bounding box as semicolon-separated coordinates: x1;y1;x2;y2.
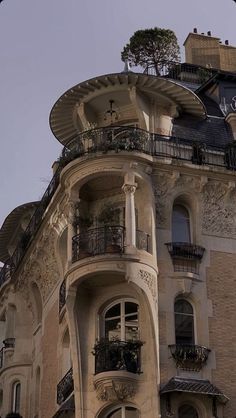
94;374;138;402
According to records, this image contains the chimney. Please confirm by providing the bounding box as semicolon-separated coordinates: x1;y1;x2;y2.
207;31;212;36
193;28;197;33
225;40;229;45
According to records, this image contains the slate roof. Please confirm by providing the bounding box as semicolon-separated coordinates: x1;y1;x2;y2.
173;114;233;148
160;377;228;404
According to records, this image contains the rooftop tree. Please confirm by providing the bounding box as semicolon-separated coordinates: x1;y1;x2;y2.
121;27;180;75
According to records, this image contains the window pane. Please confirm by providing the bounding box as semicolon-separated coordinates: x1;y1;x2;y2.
107;408;122;418
175;300;193;315
105;303;120;319
172;205;190;243
179;404;198;418
125;302;138;315
12;382;21;413
105;318;121;340
107;407;139;418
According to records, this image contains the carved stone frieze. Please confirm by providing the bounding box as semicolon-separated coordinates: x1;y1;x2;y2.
138;269;157;298
15;224;60;306
202;181;236;237
153;172;206;227
94;377;137;402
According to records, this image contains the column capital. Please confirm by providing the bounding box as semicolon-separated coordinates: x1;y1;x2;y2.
122;183;137;195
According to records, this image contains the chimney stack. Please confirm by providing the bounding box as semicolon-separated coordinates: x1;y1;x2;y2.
225;40;229;45
207;31;212;36
193;28;197;33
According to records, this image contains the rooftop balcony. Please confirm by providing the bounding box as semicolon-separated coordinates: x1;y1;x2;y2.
166;242;205;274
0;125;232;290
169;344;211;372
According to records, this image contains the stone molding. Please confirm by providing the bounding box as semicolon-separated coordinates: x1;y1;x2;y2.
94;371;139;402
138;269;157;298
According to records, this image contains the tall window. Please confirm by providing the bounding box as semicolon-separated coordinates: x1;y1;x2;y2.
178;404;198;418
12;381;21;413
103;300;139;341
172;204;191;243
175;299;194;345
106;406;139;418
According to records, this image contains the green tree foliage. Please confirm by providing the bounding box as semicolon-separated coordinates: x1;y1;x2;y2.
121;27;180;75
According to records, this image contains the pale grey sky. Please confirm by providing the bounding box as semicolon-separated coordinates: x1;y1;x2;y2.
0;0;235;227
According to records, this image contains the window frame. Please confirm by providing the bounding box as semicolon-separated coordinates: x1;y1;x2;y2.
172;203;191;244
11;380;21;414
100;298;139;342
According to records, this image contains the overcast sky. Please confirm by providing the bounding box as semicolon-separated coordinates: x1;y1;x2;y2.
0;0;236;228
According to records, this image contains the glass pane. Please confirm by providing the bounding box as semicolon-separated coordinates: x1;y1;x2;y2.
125;301;138;315
175;300;193;315
179;404;198;418
172;205;190;243
105;318;121;340
107;408;122;418
175;313;194;344
126;407;139;418
105;303;120;319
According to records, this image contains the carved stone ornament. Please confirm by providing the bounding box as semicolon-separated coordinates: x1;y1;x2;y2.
122;183;137;195
138;269;157;298
94;377;137;402
202;181;236;237
15;225;60;305
153;172;204;227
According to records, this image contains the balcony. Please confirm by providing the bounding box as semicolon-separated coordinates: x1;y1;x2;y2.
93;339;143;375
0;125;231;290
169;344;211;372
57;367;74;405
166;242;205;274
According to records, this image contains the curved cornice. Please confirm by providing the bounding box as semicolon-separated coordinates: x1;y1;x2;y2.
50;72;206;146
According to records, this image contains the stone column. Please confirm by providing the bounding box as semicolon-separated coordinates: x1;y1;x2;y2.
122;177;137;251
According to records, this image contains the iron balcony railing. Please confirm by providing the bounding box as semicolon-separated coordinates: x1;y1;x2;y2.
3;338;15;349
166;242;205;274
57;367;74;405
143;61;215;84
72;226;125;261
169;344;211;372
0;125;234;289
93;339;143;375
72;226;151;262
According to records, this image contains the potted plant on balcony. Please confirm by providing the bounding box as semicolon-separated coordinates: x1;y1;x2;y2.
98;204;122;253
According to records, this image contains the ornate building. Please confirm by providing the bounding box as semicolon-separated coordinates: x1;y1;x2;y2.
1;30;236;418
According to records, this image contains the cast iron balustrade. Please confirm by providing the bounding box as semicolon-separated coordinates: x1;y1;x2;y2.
72;226;125;261
59;279;66;314
166;242;205;274
136;230;150;252
169;344;211;372
0;347;3;368
57;367;74;405
3;338;15;348
0;125;233;290
93;339;143;375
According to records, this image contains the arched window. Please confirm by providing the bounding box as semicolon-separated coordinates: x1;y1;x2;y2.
62;328;71;376
178;404;198;418
103;300;139;341
172;204;191;243
175;299;194;345
105;406;139;418
11;381;21;413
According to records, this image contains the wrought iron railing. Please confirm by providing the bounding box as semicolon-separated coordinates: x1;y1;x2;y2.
57;367;74;405
59;279;66;314
166;242;205;274
143;61;215;84
93;339;143;375
0;125;234;289
3;338;15;348
169;344;211;371
72;226;125;261
0;347;3;369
